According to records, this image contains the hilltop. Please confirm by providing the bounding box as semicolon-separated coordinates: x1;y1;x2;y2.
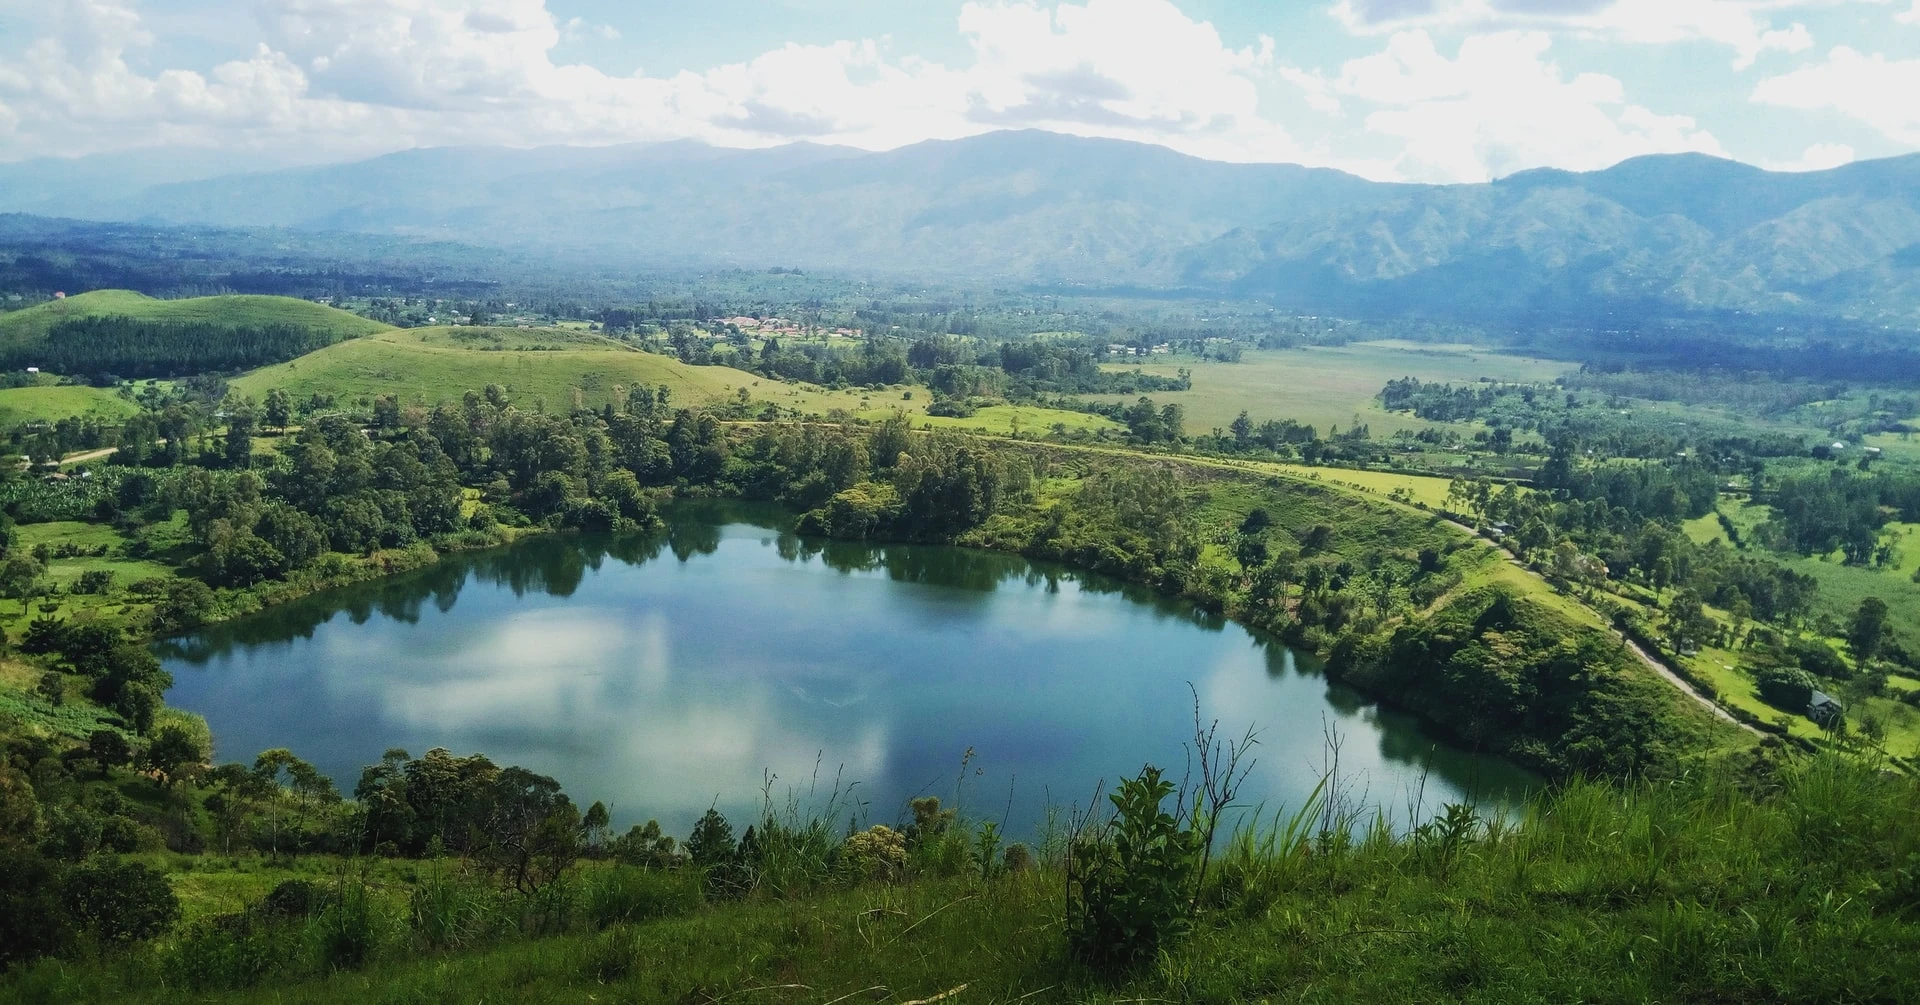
0;292;389;378
0;291;386;345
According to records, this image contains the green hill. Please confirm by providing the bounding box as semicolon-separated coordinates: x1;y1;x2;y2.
228;325;827;412
0;385;140;429
0;292;389;378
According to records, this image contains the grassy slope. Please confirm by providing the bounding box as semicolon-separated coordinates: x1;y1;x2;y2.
1077;341;1575;434
16;760;1918;1004
0;385;141;428
0;291;388;349
232;326;782;411
232;327;1119;434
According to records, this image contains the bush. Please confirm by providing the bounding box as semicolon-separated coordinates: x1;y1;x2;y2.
1066;765;1200;972
582;866;702;929
62;857;180;944
841;825;907;882
1754;663;1816;711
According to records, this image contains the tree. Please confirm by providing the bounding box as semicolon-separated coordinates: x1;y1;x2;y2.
0;555;45;614
685;808;736;868
0;849;73;967
583;801;611;854
1849;597;1890;670
372;395;401;431
477;767;580;893
61;858;180;944
87;729;131;769
263;387;293;434
1229;410;1253;447
224;398;257;468
142;725;203;788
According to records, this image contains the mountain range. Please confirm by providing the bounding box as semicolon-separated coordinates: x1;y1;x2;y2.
5;131;1918;325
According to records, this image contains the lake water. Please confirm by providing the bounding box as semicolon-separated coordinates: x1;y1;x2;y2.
163;504;1535;839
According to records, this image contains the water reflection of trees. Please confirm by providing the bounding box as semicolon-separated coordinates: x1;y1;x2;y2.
162;505;1254;663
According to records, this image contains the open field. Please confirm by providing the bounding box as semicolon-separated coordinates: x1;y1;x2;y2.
11;520;176;597
1077;341;1576;433
1253;460;1456;508
1786;551;1920;651
0;291;387;346
1711;499;1920;651
0;385;141;428
1682;644;1920;757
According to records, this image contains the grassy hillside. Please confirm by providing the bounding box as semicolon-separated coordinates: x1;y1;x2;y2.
231;326;827;412
0;385;140;428
0;291;387;346
6;757;1916;1004
0;291;391;378
232;327;1120;434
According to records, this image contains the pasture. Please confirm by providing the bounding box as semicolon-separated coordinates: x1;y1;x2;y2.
1078;341;1575;434
0;385;141;428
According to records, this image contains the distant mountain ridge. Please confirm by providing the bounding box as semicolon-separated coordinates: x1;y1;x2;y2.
4;131;1918;325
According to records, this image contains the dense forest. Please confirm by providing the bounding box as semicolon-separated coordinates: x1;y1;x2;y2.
0;317;354;380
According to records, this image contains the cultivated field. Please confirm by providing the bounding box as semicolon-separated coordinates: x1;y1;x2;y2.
1079;341;1576;433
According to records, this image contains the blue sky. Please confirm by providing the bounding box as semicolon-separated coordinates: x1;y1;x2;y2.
1;0;1916;181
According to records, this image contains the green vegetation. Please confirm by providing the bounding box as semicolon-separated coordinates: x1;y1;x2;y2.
5;741;1918;1002
1079;342;1573;435
232;326;815;414
0;292;385;345
0;259;1916;1002
0;292;387;378
0;386;140;430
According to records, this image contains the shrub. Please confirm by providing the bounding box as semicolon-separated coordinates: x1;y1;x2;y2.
1754;663;1816;711
62;857;180;944
841;825;907;882
1066;765;1201;972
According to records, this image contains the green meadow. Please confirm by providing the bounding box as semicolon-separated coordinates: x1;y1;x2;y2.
1078;341;1575;433
0;385;140;428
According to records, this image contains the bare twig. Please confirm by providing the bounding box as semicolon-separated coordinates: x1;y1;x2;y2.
704;984;815;1002
901;983;969;1005
818;985;890;1005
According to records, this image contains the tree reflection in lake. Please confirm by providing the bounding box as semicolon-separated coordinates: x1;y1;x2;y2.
162;503;1535;838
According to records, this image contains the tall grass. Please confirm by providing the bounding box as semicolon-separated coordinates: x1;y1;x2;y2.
5;753;1919;1003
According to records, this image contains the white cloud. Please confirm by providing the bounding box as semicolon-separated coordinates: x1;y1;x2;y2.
1752;45;1920;145
1762;141;1856;171
0;0;1309;164
1331;31;1725;181
1330;0;1817;69
954;0;1297;160
0;0;1896;183
1899;1;1920;24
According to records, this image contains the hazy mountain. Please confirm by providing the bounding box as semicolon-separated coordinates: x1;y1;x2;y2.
4;131;1917;324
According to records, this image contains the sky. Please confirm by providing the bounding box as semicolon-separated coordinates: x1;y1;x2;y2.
0;0;1915;183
